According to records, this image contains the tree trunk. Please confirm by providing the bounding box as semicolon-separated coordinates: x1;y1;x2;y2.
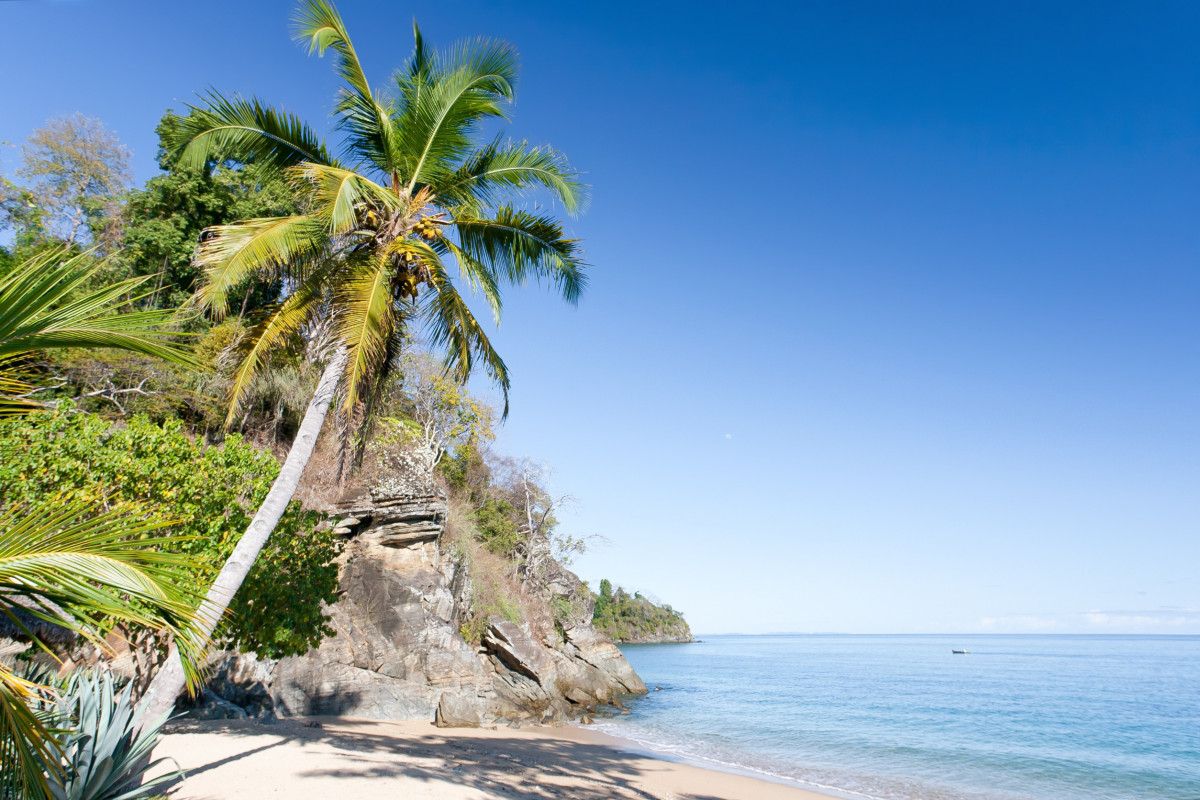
136;349;347;724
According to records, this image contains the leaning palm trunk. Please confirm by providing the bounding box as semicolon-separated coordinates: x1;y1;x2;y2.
137;350;346;723
138;0;589;725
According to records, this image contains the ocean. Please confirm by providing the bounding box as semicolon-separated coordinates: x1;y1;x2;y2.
596;635;1200;800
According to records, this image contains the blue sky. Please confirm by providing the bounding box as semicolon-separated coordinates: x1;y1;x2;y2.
3;1;1197;634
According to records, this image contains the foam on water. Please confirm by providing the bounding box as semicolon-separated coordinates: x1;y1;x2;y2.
598;635;1200;800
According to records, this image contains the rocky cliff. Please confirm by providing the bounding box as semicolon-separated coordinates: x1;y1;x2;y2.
194;489;646;726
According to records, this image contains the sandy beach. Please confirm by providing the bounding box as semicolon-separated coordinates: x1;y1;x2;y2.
153;717;831;800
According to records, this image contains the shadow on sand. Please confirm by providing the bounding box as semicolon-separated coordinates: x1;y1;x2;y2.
161;718;736;800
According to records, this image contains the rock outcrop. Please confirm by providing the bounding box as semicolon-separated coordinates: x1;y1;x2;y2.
199;490;645;726
592;581;695;644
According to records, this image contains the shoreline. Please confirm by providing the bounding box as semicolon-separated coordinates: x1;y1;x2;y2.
579;723;882;800
583;723;876;800
153;716;836;799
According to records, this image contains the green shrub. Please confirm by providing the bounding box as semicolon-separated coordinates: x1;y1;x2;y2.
0;409;340;657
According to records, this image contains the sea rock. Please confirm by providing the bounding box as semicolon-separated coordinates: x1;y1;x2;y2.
199;489;645;726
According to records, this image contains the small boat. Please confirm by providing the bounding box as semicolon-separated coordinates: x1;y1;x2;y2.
951;649;968;654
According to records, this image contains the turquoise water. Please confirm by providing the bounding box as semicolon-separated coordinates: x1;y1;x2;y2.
599;635;1200;800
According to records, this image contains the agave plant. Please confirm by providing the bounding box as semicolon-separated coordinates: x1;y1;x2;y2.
43;670;181;800
0;499;205;800
140;0;589;721
0;247;198;415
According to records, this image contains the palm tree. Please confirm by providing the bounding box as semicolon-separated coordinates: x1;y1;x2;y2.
1;500;206;800
138;0;588;719
0;250;204;800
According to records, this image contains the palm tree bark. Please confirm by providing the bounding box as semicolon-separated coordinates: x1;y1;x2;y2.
137;348;347;724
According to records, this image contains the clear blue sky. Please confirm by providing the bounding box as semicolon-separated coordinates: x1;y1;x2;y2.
3;0;1197;634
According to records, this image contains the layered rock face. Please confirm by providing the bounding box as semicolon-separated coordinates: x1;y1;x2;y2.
201;490;645;726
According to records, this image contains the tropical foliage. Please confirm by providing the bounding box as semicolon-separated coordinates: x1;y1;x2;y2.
0;248;197;415
0;410;339;658
41;669;181;800
0;500;203;800
0;245;202;800
593;580;692;644
169;0;587;428
116;113;302;311
139;0;591;719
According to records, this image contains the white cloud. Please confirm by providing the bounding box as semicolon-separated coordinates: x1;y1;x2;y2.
724;433;732;439
979;614;1062;631
1082;608;1200;630
978;607;1200;633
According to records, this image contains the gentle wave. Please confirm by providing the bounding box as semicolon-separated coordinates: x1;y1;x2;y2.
590;720;901;800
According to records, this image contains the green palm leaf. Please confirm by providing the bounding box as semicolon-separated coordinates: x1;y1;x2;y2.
394;35;518;192
440;138;588;215
171;91;336;172
0;249;199;415
421;258;511;415
335;250;400;412
0;497;206;800
224;260;338;423
193;214;329;316
453;206;587;303
294;0;399;176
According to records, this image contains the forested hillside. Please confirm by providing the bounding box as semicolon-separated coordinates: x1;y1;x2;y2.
592;580;693;644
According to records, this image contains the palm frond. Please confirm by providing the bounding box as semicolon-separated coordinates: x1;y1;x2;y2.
334;251;400;413
0;496;208;800
0;250;199;399
0;664;61;800
453;206;587;304
439;237;503;323
224;262;336;425
420;259;511;416
294;0;399;175
194;215;329;316
171;91;336;172
395;35;518;192
291;163;399;234
0;500;208;689
437;138;588;215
